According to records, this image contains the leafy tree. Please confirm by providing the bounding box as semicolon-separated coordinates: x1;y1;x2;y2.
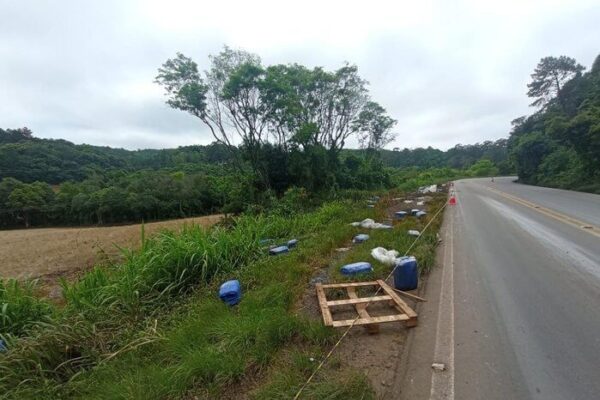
468;159;499;177
353;101;397;156
7;182;53;227
527;56;585;110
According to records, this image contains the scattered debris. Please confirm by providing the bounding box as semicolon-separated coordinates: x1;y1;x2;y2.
419;184;437;194
336;247;351;252
416;201;425;206
432;362;446;371
371;247;400;266
219;280;242;306
367;204;375;208
403;200;414;204
350;218;392;229
269;245;289;255
408;230;420;237
341;262;373;276
316;280;418;330
287;239;299;248
353;234;370;243
395;211;407;219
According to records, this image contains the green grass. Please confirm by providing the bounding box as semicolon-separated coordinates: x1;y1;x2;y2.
0;192;447;399
0;279;54;338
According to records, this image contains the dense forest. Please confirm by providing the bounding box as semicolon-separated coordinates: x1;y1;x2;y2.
0;128;506;228
508;54;600;192
0;46;512;228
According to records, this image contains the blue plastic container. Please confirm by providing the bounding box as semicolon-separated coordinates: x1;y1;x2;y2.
287;239;298;248
341;262;373;276
395;211;407;219
0;339;6;353
393;256;418;291
219;280;242;306
353;234;370;243
411;209;420;216
269;245;289;255
416;211;427;218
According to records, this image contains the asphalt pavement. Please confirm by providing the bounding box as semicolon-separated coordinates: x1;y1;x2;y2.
393;177;600;400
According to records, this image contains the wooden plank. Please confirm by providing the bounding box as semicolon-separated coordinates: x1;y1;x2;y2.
331;314;409;327
326;295;392;307
315;283;333;326
320;281;379;289
347;287;379;334
378;280;418;327
392;288;427;302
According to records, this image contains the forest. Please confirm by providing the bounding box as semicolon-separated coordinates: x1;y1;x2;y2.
508;54;600;192
0;128;504;228
0;46;515;229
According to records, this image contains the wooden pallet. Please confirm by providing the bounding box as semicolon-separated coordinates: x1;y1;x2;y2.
315;279;418;334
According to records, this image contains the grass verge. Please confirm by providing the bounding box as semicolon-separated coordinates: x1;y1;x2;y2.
0;190;447;399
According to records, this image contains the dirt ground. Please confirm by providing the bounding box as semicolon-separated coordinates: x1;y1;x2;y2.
0;215;222;281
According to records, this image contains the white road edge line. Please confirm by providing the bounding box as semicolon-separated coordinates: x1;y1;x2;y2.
429;199;455;400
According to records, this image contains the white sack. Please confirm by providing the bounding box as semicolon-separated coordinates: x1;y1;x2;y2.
371;247;400;266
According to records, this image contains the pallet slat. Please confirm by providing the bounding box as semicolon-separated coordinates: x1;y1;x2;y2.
378;279;418;327
320;281;379;289
331;314;409;327
326;295;392;307
347;287;379;334
315;283;333;326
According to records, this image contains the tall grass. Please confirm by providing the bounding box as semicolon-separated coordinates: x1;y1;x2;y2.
0;200;362;398
0;279;54;338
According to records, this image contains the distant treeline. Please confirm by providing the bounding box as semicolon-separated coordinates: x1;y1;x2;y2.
508;54;600;192
352;139;511;172
1;129;511;185
0;128;232;184
0;45;513;228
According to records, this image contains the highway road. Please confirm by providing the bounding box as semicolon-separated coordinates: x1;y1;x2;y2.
393;177;600;400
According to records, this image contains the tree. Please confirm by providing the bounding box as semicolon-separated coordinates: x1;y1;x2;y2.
7;182;53;227
353;101;397;156
468;159;499;177
527;56;585;110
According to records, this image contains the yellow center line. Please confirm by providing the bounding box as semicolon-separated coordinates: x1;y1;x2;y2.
486;186;600;239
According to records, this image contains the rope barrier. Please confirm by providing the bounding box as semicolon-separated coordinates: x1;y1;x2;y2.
293;198;449;399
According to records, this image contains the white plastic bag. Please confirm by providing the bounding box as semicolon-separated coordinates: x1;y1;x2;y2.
349;218;392;229
371;247;400;266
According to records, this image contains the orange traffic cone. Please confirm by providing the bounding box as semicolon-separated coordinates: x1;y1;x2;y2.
449;196;456;205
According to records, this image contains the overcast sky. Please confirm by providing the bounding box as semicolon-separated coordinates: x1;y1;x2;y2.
1;0;599;151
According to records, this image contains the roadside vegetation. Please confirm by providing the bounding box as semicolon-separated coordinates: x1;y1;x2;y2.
0;187;447;399
508;54;600;193
0;45;465;399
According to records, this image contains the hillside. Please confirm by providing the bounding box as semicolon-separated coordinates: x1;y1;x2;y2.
508;54;600;192
1;128;510;184
0;128;232;184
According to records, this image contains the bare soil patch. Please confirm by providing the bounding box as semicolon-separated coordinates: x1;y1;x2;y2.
0;215;223;281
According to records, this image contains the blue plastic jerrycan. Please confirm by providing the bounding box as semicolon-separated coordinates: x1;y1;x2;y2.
394;256;418;291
